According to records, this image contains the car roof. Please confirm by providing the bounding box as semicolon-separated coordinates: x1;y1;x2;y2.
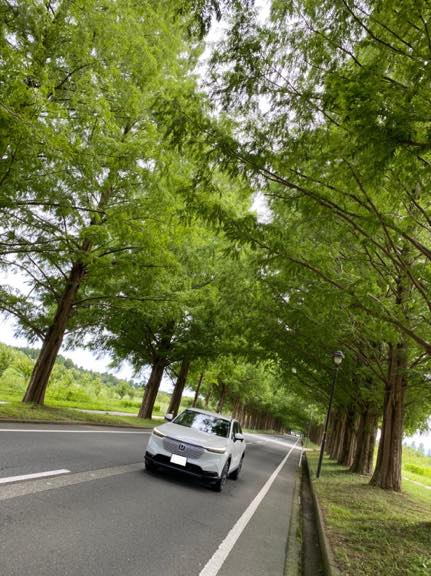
181;407;234;422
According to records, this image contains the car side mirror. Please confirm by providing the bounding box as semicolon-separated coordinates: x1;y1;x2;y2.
164;413;174;421
234;433;244;442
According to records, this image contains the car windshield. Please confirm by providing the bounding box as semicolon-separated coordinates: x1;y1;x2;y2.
173;410;230;438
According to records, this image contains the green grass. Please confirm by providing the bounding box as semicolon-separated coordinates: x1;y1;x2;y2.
0;401;156;428
303;438;319;451
307;450;431;576
403;447;431;488
0;392;156;414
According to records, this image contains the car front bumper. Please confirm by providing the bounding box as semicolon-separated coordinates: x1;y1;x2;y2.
146;433;227;479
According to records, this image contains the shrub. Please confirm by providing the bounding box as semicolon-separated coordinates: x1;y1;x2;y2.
405;463;431;478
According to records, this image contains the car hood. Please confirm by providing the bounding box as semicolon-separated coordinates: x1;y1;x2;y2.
155;422;229;449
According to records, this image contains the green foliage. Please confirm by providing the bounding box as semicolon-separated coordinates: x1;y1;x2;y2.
405;464;431;479
208;0;431;437
0;343;138;407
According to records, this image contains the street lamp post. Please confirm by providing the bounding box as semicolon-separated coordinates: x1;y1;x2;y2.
316;351;344;479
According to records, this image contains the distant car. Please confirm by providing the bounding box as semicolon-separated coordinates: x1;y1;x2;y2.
145;408;246;492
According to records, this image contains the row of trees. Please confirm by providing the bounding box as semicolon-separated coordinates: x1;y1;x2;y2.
0;1;307;433
203;0;431;490
2;1;431;492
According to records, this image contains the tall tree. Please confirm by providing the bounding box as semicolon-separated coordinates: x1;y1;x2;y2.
0;1;210;404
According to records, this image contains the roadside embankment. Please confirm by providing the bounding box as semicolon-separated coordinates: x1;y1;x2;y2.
0;401;155;428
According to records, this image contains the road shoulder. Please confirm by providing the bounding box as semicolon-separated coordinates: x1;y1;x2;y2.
217;444;300;576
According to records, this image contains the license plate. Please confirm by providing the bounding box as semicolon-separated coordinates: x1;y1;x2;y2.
170;454;187;466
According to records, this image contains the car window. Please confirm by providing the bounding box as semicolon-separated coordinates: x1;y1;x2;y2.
173;410;230;438
238;423;243;434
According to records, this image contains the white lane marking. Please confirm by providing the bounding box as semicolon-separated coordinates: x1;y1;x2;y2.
0;429;151;434
244;434;302;450
199;438;300;576
0;462;145;501
0;469;71;485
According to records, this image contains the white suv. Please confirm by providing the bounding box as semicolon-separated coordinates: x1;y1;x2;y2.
145;408;246;491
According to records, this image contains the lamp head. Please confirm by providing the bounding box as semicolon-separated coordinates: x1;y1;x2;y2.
333;350;344;366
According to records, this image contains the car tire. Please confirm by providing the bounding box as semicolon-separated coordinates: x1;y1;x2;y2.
229;455;244;480
145;459;156;472
211;459;230;492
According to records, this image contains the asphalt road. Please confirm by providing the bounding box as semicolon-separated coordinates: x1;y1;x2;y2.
0;423;302;576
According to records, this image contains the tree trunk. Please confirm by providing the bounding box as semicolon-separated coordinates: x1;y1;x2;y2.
237;403;244;423
192;372;204;408
23;261;86;404
350;403;378;475
331;410;347;461
370;342;407;490
216;382;226;413
338;408;358;467
326;409;338;456
204;389;211;409
138;360;166;419
22;179;114;406
167;359;191;417
232;397;241;419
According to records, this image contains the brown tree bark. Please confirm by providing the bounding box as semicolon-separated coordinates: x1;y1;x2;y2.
370;341;407;490
243;410;250;429
23;261;87;404
216;382;227;413
330;410;347;461
325;409;338;455
138;360;166;419
192;372;204;408
350;403;378;475
204;389;211;409
167;359;191;417
138;320;175;420
338;408;358;467
237;403;244;423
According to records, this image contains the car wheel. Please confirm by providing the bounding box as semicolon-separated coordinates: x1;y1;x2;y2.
211;459;230;492
145;459;156;472
229;455;244;480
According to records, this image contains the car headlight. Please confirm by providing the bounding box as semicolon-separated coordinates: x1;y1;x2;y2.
206;446;226;454
153;427;166;438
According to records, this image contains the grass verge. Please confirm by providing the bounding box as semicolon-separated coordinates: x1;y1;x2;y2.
0;401;155;428
402;446;431;488
307;450;431;576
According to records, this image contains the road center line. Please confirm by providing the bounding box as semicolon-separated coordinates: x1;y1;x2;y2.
199;438;300;576
0;469;71;485
0;429;151;434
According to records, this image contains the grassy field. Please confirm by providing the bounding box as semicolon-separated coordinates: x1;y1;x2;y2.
0;401;156;428
0;342;198;422
402;446;431;489
307;450;431;576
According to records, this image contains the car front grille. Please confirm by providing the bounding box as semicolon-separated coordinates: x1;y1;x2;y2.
149;453;218;478
162;437;205;460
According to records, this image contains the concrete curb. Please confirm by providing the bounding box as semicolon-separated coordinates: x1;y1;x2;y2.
304;455;339;576
284;451;302;576
0;417;154;430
